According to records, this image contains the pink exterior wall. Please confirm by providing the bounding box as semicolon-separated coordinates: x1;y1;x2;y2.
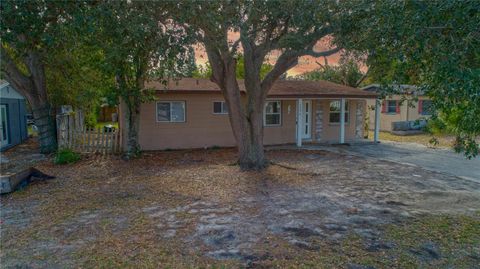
313;99;365;143
366;96;431;132
119;92;367;151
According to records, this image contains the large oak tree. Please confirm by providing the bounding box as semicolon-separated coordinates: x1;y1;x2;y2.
1;1;82;152
173;0;345;169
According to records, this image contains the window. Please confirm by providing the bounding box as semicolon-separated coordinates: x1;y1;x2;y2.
264;101;281;126
213;101;228;114
329;100;349;123
156;101;185;122
386;100;397;113
420;100;433;115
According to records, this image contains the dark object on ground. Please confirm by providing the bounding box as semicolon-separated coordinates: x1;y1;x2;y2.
409;241;441;261
104;124;116;132
0;167;55;194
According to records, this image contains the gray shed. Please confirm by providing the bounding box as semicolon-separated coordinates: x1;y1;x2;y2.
0;80;28;151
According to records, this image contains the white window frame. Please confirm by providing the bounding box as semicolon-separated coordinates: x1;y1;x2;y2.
329;100;349;124
264;101;282;126
156;101;186;123
212;101;228;114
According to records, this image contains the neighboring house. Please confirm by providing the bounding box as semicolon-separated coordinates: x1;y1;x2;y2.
0;80;28;151
363;84;433;132
118;78;377;150
98;103;118;122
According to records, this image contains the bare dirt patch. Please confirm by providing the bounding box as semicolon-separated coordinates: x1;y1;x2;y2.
0;138;46;175
1;147;479;268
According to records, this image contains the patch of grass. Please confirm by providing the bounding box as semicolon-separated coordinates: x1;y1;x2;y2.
368;130;455;148
54;148;81;165
27;125;38;137
95;121;119;130
382;214;480;268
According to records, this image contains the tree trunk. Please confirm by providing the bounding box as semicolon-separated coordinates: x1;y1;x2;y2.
1;48;57;153
235;108;266;170
30;97;57;153
220;67;267;170
123;98;141;158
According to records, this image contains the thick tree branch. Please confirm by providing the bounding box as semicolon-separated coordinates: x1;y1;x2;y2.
354;68;369;87
0;45;34;97
303;46;342;57
261;51;298;94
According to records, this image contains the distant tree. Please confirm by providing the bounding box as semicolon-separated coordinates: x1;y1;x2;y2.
295;56;367;87
192;54;273;80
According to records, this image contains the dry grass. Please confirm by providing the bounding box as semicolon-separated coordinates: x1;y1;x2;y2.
367;130;456;148
1;147;479;268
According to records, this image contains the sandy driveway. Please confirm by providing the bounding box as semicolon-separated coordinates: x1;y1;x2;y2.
1;148;479;268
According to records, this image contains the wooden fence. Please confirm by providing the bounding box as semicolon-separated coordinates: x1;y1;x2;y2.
56;112;121;154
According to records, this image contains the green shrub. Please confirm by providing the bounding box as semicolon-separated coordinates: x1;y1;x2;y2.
85;112;98;129
424;118;448;135
54;149;81;164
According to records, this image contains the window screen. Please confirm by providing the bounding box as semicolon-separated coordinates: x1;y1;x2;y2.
264;101;281;126
157;101;185;122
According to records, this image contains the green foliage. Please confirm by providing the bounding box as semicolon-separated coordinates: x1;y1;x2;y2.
84;112;98;129
83;1;194;155
294;57;365;87
1;1;113;139
337;0;480;157
425;118;448;135
54;149;81;165
192;54;273;80
192;62;213;79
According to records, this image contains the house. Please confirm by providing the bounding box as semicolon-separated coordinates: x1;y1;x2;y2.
0;80;28;151
363;84;433;133
118;78;378;151
98;98;119;123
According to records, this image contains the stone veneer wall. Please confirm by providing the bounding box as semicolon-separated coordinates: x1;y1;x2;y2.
315;103;323;142
355;101;364;139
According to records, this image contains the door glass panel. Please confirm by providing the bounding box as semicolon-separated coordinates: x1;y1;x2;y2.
0;106;7;144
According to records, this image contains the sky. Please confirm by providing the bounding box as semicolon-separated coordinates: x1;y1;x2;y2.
193;32;342;77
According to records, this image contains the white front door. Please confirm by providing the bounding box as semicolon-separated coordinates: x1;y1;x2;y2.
0;105;8;147
302;100;312;139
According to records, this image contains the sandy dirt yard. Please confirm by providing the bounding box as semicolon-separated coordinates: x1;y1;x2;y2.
1;142;479;268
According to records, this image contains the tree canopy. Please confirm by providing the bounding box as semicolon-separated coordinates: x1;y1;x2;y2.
192;54;274;80
88;0;193;156
171;0;349;169
294;56;367;87
1;0;87;152
337;0;480;157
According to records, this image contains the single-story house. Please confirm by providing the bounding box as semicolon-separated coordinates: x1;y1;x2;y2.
0;80;28;151
118;78;378;151
363;84;433;132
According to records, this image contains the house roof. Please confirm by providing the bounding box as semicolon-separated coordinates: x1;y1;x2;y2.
0;80;25;100
146;78;378;99
362;84;425;96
